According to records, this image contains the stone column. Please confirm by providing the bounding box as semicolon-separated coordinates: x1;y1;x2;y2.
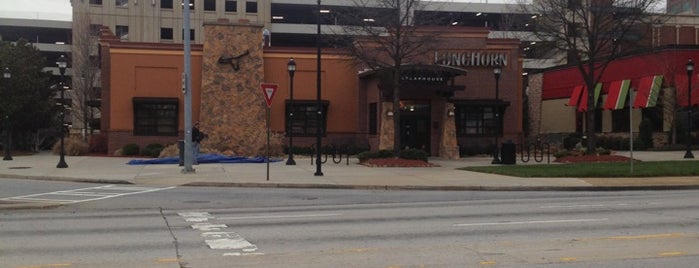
200;19;266;156
378;102;395;151
439;102;460;159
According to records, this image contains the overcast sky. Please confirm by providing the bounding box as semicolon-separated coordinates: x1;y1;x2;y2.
0;0;72;21
0;0;664;22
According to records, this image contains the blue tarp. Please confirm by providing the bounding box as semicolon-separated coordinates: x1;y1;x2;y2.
127;153;279;165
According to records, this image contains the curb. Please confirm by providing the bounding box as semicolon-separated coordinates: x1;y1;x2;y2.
182;182;699;191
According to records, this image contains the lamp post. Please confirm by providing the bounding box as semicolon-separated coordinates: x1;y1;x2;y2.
56;55;69;168
2;67;11;161
492;63;502;164
286;58;296;165
685;59;694;159
314;0;323;176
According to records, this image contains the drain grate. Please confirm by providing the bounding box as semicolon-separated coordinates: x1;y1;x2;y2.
7;167;32;169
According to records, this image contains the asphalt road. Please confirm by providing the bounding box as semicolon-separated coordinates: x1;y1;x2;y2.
1;178;698;267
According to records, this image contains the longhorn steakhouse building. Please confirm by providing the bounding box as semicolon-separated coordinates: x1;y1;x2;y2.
99;20;524;159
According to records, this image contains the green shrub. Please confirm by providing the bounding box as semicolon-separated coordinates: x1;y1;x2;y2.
122;143;140;156
553;150;570;158
357;149;395;162
398;149;428;162
563;133;582;150
142;143;164;158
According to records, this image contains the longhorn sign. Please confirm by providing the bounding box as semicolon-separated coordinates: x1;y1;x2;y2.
217;50;250;71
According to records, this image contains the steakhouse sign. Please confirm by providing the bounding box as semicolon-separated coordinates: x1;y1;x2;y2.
434;51;508;68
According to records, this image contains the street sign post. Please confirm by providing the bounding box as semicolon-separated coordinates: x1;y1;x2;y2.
260;83;278;181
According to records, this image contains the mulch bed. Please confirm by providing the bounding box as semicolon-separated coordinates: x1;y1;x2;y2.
360;158;439;167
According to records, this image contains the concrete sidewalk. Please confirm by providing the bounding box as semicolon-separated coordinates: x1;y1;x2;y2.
1;151;699;192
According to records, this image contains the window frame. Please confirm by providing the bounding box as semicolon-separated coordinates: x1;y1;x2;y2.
204;0;216;11
133;97;179;136
285;100;329;137
161;0;173;9
89;0;103;5
225;0;237;12
115;25;129;40
246;1;258;13
454;104;499;137
160;27;174;40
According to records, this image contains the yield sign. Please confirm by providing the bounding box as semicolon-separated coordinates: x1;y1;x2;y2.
260;83;278;108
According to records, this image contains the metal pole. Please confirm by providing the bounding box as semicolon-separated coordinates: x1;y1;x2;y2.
56;57;68;168
629;88;633;174
286;59;296;165
267;106;270;181
182;0;195;172
314;0;323;176
2;68;11;161
685;59;694;159
492;64;501;164
57;85;68;168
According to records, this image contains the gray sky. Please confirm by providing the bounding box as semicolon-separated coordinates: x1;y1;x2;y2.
0;0;72;21
0;0;663;22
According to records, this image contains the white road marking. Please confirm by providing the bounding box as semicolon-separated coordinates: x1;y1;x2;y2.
178;212;212;222
217;213;342;221
180;211;263;256
192;223;227;231
0;185;175;204
454;218;608;227
540;204;629;208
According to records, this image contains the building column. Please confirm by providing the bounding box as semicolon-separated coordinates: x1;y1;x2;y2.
378;101;394;151
439;102;459;159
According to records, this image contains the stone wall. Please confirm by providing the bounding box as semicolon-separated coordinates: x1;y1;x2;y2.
378;102;394;150
439;103;459;159
200;20;270;156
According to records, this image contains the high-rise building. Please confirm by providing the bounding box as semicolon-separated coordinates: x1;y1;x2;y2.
667;0;699;15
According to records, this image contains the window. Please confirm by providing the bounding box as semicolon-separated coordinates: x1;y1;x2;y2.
246;1;257;13
642;106;664;132
116;0;128;8
225;0;237;12
204;0;216;11
115;25;129;40
133;98;179;136
286;101;329;136
161;0;173;9
369;103;377;135
455;105;498;136
181;29;195;41
160;27;173;40
89;0;103;5
612;107;631;132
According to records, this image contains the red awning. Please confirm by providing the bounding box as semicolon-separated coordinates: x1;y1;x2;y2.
567;85;584;107
577;83;602;112
604;80;631;110
675;73;699;107
633;75;663;108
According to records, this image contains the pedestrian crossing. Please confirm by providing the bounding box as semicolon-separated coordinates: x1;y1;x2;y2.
0;184;175;204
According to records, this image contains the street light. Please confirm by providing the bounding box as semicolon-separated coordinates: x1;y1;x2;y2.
315;0;323;176
492;62;502;164
286;58;296;165
685;59;694;159
2;67;11;161
56;55;69;168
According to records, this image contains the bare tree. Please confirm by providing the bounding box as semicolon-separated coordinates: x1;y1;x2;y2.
335;0;445;154
519;0;662;153
71;8;101;140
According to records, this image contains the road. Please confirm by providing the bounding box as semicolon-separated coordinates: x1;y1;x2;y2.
1;178;698;267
